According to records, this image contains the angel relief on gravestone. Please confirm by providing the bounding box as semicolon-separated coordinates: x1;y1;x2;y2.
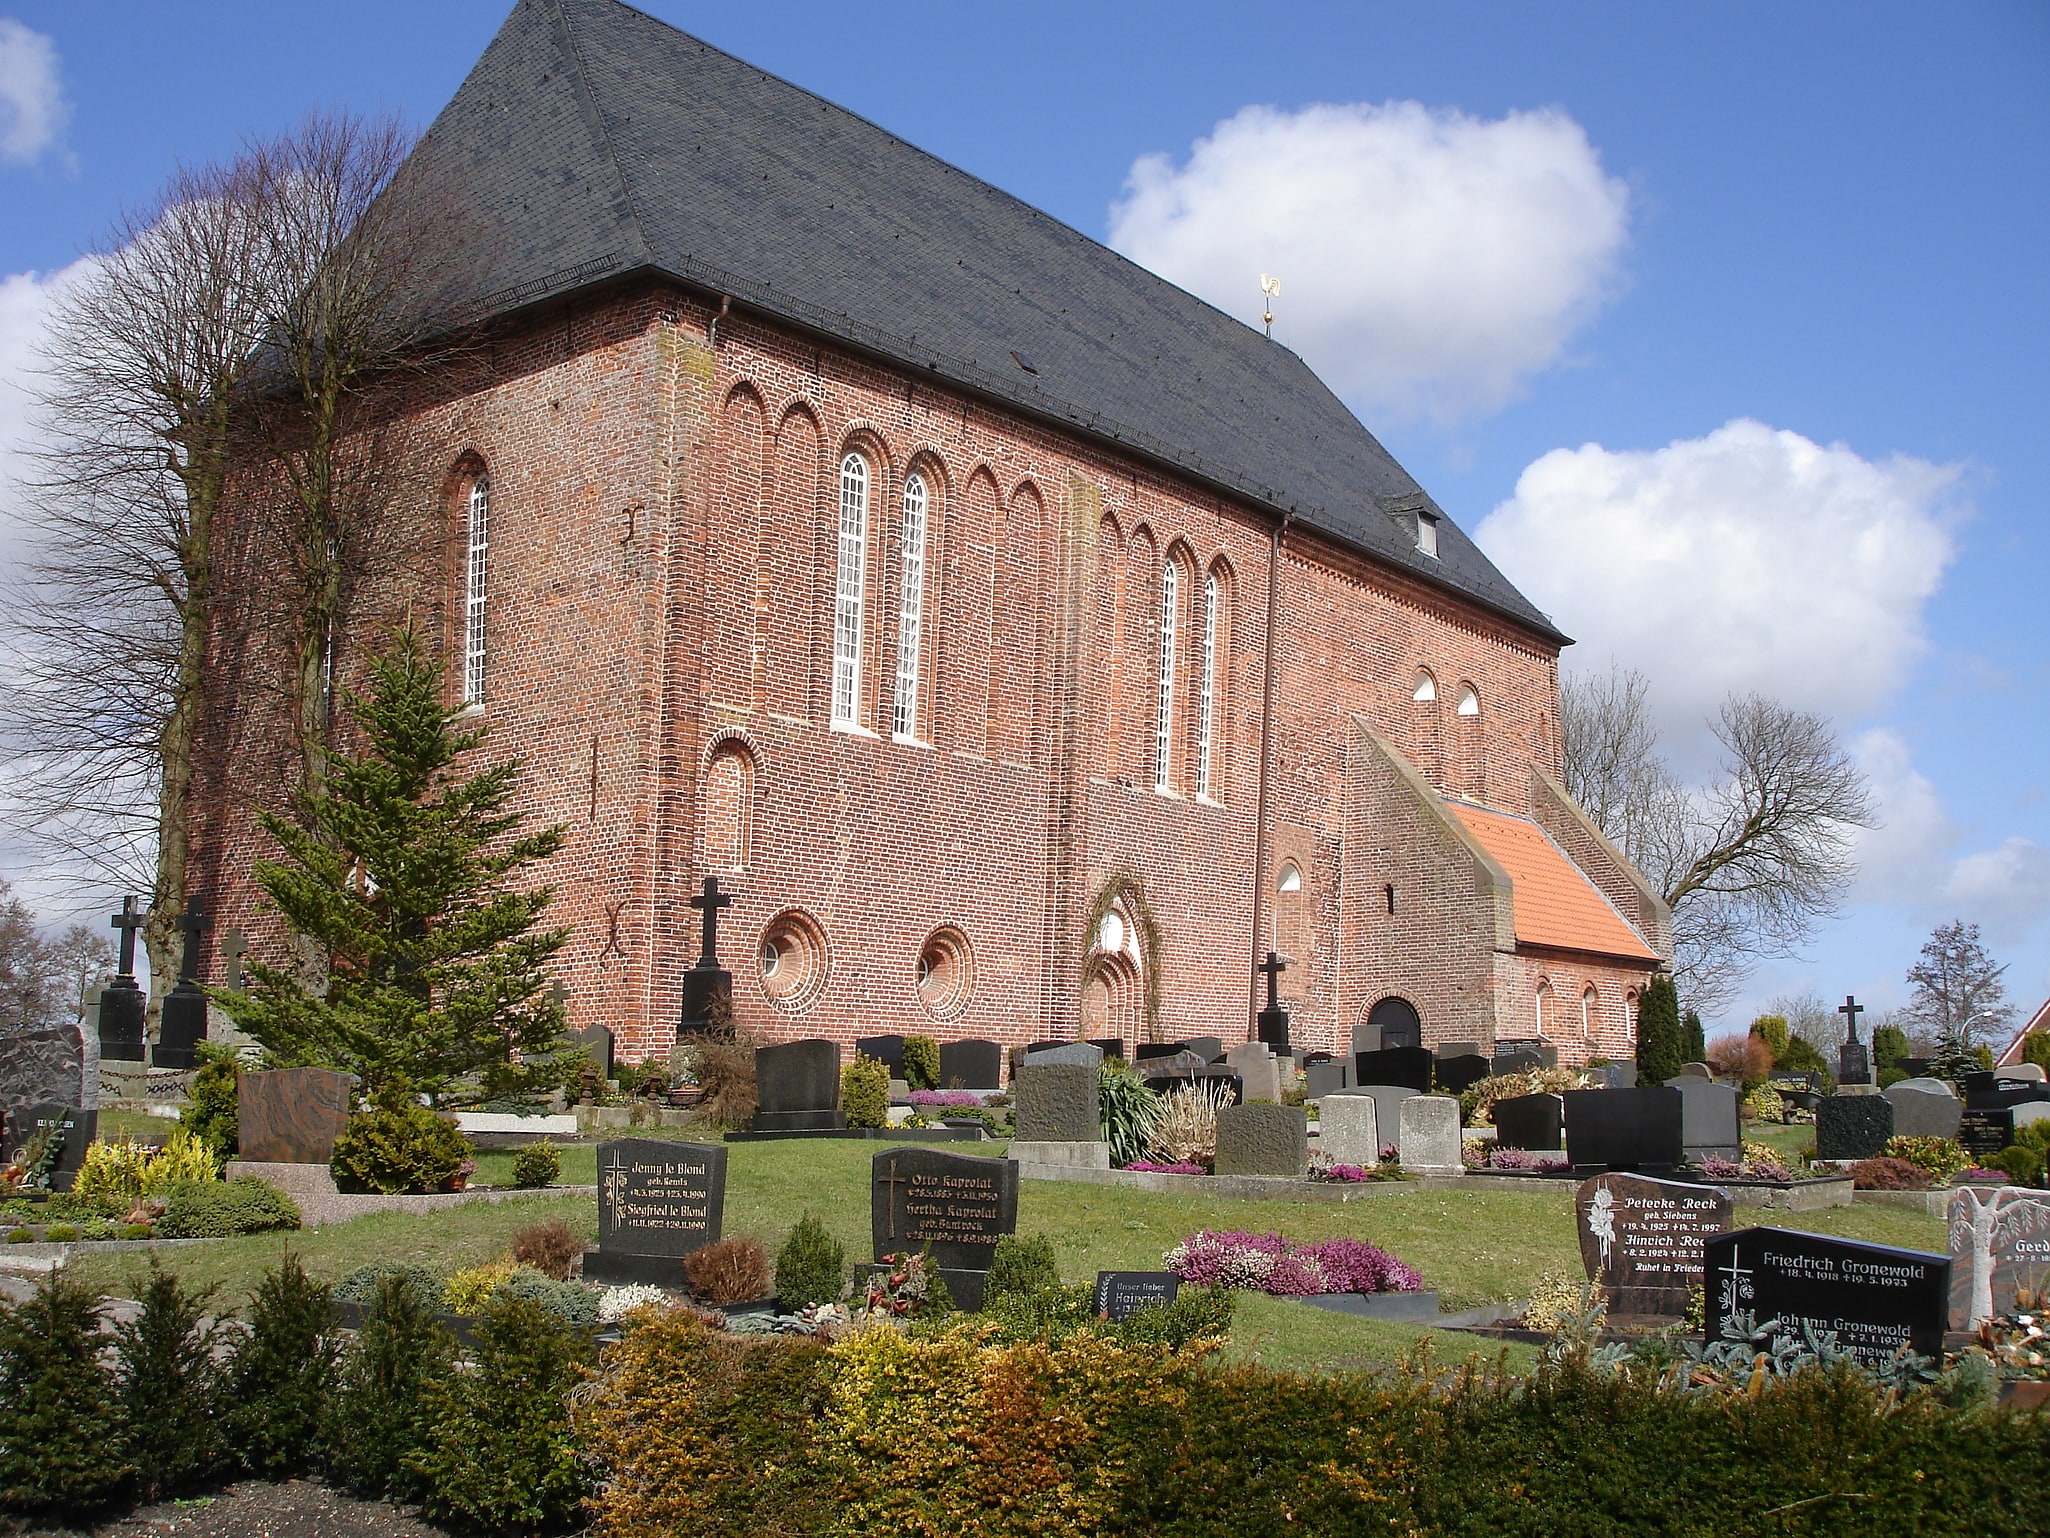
1587;1186;1616;1272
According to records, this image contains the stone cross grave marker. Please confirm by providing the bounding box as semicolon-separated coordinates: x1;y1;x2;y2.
1577;1171;1731;1317
153;895;210;1069
1948;1187;2050;1330
586;1138;729;1286
97;896;149;1063
1836;995;1872;1086
871;1146;1018;1311
1094;1270;1179;1321
677;875;735;1037
1214;1101;1307;1177
1706;1227;1949;1370
219;927;248;990
238;1068;354;1163
1562;1086;1684;1171
1255;950;1291;1049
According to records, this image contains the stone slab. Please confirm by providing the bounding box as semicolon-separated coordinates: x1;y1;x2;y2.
1948;1187;2050;1329
1398;1095;1461;1175
238;1067;354;1164
1562;1087;1684;1171
1707;1226;1948;1370
1024;1041;1104;1073
1353;1046;1434;1094
0;1027;88;1138
938;1039;1005;1091
593;1139;727;1278
871;1147;1018;1271
1012;1063;1100;1141
1884;1080;1963;1140
1492;1093;1564;1152
1224;1041;1282;1104
753;1039;842;1116
1316;1093;1380;1167
1007;1140;1111;1170
1298;1288;1441;1321
1815;1094;1895;1161
1213;1102;1308;1178
1666;1077;1742;1162
1577;1171;1731;1315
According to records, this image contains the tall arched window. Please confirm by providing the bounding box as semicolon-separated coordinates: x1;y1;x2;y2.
1536;978;1553;1035
1412;669;1437;702
463;475;490;704
1582;984;1598;1038
1154;559;1178;790
1457;684;1480;716
893;471;928;739
831;452;870;727
1195;571;1220;796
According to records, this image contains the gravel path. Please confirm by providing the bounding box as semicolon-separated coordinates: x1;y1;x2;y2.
2;1480;450;1538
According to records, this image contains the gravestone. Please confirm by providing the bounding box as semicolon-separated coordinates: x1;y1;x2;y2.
2;1103;97;1191
1397;1095;1461;1175
939;1039;1004;1091
1225;1041;1282;1103
1705;1227;1949;1371
1329;1085;1416;1150
574;1023;616;1082
1960;1107;2015;1161
1815;1094;1894;1161
855;1035;909;1078
1884;1078;1962;1140
1012;1064;1100;1141
1677;1062;1714;1080
1088;1038;1125;1060
871;1147;1018;1311
1304;1059;1351;1101
1213;1102;1308;1178
677;876;735;1037
1255;952;1292;1050
238;1067;353;1163
586;1138;728;1285
153;896;210;1069
1492;1049;1543;1076
1492;1093;1565;1152
1025;1041;1103;1073
1094;1270;1179;1321
1438;1041;1482;1059
1434;1054;1492;1095
1665;1077;1741;1162
1133;1041;1187;1062
0;1025;89;1139
97;896;148;1062
1604;1062;1639;1089
751;1039;846;1132
1948;1188;2050;1329
1316;1092;1379;1167
1353;1046;1434;1094
1181;1037;1225;1064
2009;1063;2048;1083
1562;1087;1684;1171
1577;1171;1732;1316
1141;1049;1212;1079
1835;995;1873;1087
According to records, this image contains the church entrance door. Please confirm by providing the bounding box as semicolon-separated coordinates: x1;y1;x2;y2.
1360;995;1422;1053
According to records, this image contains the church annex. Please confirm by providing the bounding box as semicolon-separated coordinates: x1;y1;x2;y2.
191;0;1669;1067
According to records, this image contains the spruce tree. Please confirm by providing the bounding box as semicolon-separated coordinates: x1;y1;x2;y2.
0;1272;134;1515
1682;1010;1707;1064
217;628;572;1102
113;1262;231;1500
225;1251;339;1478
1634;974;1685;1085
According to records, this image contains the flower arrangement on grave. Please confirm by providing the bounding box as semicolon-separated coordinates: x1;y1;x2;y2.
1521;1270;1606;1334
1458;1067;1595;1127
1162;1230;1422;1298
1124;1160;1209;1175
1972;1288;2050;1380
1476;1147;1573;1175
852;1251;954;1320
1882;1135;1971;1184
1693;1152;1794;1183
907;1090;983;1108
1309;1162;1412;1183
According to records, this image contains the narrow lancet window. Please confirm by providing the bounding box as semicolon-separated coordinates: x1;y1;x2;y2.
1154;560;1178;789
463;475;489;704
1196;571;1219;796
893;472;928;738
832;453;870;726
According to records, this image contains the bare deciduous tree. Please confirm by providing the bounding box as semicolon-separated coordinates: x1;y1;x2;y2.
1903;919;2013;1051
1563;665;1876;1012
0;879;108;1029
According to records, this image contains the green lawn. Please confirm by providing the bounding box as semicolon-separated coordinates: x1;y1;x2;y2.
63;1137;1947;1377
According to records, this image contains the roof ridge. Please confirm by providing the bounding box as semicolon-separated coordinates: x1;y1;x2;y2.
546;0;651;264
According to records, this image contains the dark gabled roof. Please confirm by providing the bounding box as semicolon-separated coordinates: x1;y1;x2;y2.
401;0;1565;642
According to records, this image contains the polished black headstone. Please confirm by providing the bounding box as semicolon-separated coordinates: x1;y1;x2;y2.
1705;1227;1949;1370
1087;1038;1126;1060
855;1035;909;1076
1434;1054;1492;1094
2;1103;98;1192
1182;1037;1225;1064
574;1024;615;1081
586;1138;728;1286
751;1039;846;1132
1353;1046;1434;1094
1561;1086;1683;1171
871;1147;1018;1272
1094;1270;1180;1321
938;1038;1004;1090
1492;1049;1544;1076
1959;1107;2015;1160
1493;1092;1565;1150
96;977;146;1063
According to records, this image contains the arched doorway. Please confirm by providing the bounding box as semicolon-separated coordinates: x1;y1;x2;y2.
1359;995;1421;1054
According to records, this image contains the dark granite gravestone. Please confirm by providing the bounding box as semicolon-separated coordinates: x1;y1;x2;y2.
153;896;210;1069
584;1138;728;1286
751;1039;846;1132
1835;996;1872;1087
0;1026;89;1139
1012;1064;1100;1141
1140;1049;1211;1078
1948;1188;2050;1329
677;876;735;1038
1665;1078;1742;1162
237;1068;353;1163
871;1147;1018;1311
1883;1078;1962;1140
574;1024;615;1082
1561;1087;1684;1172
1438;1041;1482;1059
1492;1049;1543;1076
2;1103;98;1191
1965;1083;2050;1113
1577;1171;1732;1316
1182;1037;1225;1064
1094;1271;1180;1321
1492;1093;1565;1151
1604;1062;1639;1089
1434;1054;1492;1095
1959;1107;2015;1161
1353;1046;1435;1094
1088;1038;1125;1060
1213;1102;1308;1177
1815;1094;1894;1161
1304;1059;1351;1101
855;1036;909;1077
1133;1041;1187;1062
97;896;148;1062
939;1039;1004;1090
1255;952;1292;1050
1706;1227;1949;1371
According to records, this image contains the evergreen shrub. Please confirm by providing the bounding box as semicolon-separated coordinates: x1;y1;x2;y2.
180;1044;242;1154
1872;1023;1911;1074
1749;1015;1791;1061
411;1294;594;1533
986;1233;1061;1299
113;1262;229;1500
842;1053;890;1129
0;1271;132;1517
1991;1144;2044;1188
224;1251;338;1479
2024;1033;2050;1072
1635;975;1685;1085
330;1084;471;1194
333;1261;447;1312
511;1138;561;1188
496;1269;600;1331
153;1176;301;1238
773;1211;846;1311
901;1034;941;1092
325;1270;456;1499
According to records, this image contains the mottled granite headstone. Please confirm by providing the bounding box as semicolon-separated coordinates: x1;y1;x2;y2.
238;1067;354;1163
1305;1059;1350;1101
1225;1041;1281;1103
0;1025;88;1137
1885;1078;1963;1140
1025;1042;1103;1072
1012;1063;1100;1141
1666;1078;1741;1162
1213;1102;1308;1178
1316;1093;1379;1167
1397;1095;1462;1174
1815;1093;1895;1161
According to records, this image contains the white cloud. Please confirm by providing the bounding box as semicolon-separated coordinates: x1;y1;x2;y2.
1943;838;2050;944
1476;419;1962;764
0;261;92;571
0;18;67;166
1107;100;1629;423
1849;729;1956;902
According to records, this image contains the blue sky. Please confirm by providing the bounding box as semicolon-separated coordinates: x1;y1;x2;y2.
2;1;2045;1031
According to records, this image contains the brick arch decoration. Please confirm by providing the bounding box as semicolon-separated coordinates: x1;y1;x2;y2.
1360;992;1424;1053
836;420;897;482
1078;871;1164;1040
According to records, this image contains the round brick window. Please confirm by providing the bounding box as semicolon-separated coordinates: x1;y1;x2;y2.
915;927;972;1018
758;911;827;1010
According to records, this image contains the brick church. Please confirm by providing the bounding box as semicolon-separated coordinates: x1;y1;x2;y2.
192;0;1669;1068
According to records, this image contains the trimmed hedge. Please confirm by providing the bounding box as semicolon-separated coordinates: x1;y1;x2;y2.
153;1177;300;1239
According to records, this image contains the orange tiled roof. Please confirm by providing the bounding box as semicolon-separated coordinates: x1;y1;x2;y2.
1448;802;1660;964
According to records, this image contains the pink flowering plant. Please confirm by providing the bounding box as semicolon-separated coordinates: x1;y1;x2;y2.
907;1090;984;1107
1162;1229;1422;1297
1123;1160;1208;1175
1695;1153;1795;1183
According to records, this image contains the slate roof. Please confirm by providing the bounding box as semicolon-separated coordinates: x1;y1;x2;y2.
1446;802;1660;964
398;0;1564;641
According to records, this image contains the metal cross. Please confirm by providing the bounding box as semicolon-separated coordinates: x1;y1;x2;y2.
689;875;733;968
172;897;209;985
109;896;146;978
1837;995;1866;1046
1257;950;1287;1010
875;1163;913;1241
219;928;247;990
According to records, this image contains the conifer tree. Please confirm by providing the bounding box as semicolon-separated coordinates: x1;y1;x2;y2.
1634;974;1685;1085
217;628;572;1102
